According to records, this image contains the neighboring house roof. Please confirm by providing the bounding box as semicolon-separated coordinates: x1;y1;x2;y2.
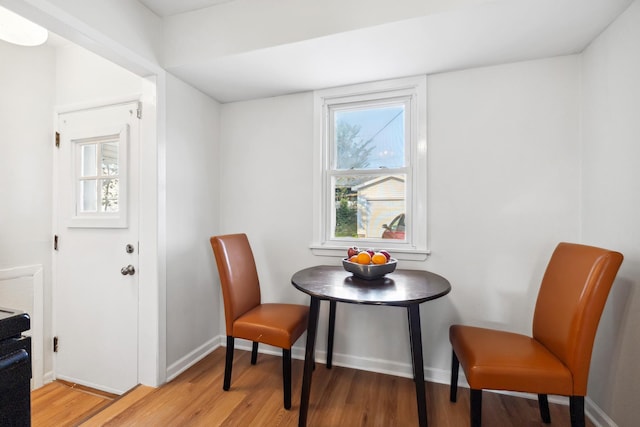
351;175;404;191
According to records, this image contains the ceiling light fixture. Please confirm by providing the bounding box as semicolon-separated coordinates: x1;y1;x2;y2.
0;6;48;47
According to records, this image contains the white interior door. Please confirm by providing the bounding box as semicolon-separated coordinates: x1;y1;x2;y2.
54;101;140;394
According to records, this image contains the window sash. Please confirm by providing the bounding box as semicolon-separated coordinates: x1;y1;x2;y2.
328;96;411;171
325;176;411;242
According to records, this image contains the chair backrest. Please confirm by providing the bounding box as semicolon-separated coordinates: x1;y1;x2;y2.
532;242;623;395
210;234;261;336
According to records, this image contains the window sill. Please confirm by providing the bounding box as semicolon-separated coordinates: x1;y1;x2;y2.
309;244;430;261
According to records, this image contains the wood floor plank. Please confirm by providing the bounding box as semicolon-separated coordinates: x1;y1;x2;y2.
32;347;596;426
31;382;112;427
78;385;155;426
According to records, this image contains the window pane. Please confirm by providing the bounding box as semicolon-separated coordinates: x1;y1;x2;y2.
101;178;119;213
381;212;405;241
79;179;97;212
101;142;119;176
332;174;406;240
334;105;405;170
81;144;97;177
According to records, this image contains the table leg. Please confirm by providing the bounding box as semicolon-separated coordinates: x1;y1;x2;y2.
299;297;321;427
327;300;336;369
407;308;415;381
407;304;428;427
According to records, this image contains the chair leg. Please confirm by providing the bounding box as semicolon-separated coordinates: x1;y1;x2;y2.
251;341;259;365
282;348;292;410
450;350;459;402
538;394;551;423
470;389;482;427
223;336;234;391
570;396;585;427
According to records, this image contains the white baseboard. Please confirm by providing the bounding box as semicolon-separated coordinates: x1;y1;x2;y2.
168;335;442;384
586;396;618;427
32;370;56;390
165;336;223;382
452;371;616;427
165;335;616;427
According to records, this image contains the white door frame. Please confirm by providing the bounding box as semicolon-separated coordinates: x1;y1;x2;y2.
6;0;167;388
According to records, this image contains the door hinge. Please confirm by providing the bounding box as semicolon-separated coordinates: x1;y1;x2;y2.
54;235;58;251
53;336;59;353
136;102;142;119
55;132;60;148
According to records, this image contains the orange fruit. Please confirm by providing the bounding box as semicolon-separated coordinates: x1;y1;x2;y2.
371;253;387;265
349;255;359;263
356;251;372;265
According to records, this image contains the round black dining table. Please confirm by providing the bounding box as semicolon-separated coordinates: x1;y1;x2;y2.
291;265;451;427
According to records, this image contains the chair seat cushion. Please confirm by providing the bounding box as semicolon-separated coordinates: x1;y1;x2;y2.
233;303;309;349
450;325;573;395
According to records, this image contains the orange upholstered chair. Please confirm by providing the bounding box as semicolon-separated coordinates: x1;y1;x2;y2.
449;242;623;427
210;234;309;409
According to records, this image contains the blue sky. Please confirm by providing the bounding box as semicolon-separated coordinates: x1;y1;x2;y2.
336;105;405;169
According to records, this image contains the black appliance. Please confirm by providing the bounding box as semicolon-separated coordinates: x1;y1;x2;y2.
0;307;31;426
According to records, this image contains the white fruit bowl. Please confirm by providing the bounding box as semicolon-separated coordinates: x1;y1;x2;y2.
342;258;397;280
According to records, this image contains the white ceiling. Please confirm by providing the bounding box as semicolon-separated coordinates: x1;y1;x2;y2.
138;0;235;17
137;0;633;103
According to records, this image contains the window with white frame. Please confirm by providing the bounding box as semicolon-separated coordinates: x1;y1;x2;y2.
312;76;428;260
66;124;129;228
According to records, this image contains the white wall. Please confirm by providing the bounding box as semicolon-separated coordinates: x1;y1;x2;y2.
0;39;55;378
581;1;640;425
427;56;581;334
0;39;55;273
219;92;315;306
55;44;146;106
165;73;221;377
219;55;581;378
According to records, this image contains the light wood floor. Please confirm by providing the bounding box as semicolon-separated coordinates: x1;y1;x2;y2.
32;347;594;426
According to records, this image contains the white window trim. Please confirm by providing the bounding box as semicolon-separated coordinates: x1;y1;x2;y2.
66;123;129;228
311;75;429;261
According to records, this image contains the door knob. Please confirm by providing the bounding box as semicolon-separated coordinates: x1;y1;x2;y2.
121;265;136;276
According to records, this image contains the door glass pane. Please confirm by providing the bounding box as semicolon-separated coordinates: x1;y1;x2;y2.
101;179;119;213
334;105;405;170
80;180;97;212
68;119;129;227
81;144;97;177
332;174;406;240
102;142;119;175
